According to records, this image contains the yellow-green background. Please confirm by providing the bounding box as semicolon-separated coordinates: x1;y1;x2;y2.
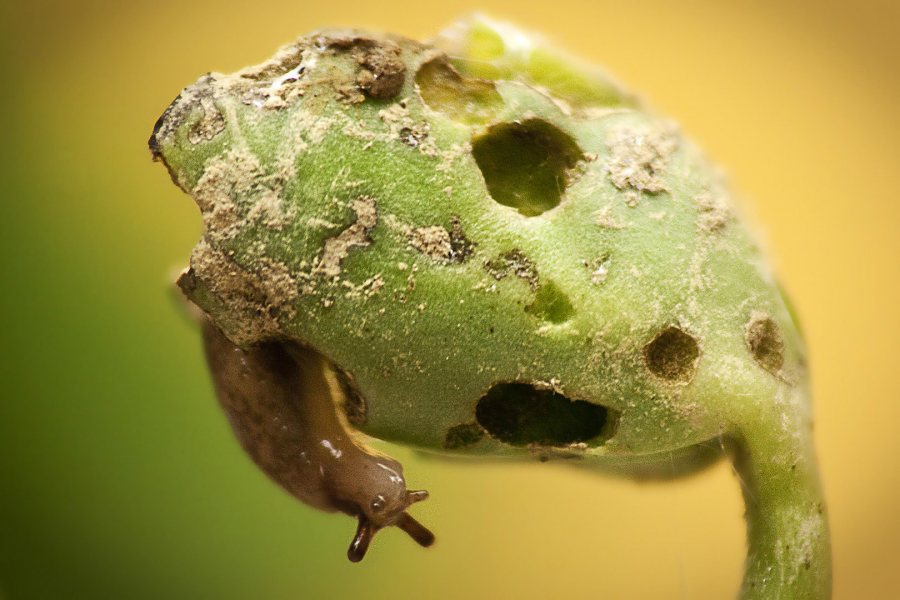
2;1;898;598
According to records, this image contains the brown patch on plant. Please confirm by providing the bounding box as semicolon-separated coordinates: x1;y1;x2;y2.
745;311;785;376
179;241;299;345
313;197;378;278
187;96;226;144
443;423;486;450
695;191;732;232
406;216;474;263
322;34;407;100
191;147;288;240
605;123;678;194
484;250;539;289
407;226;452;261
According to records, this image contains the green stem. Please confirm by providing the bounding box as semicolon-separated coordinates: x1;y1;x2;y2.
732;393;831;599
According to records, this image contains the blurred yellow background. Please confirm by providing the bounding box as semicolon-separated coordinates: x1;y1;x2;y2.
2;0;898;598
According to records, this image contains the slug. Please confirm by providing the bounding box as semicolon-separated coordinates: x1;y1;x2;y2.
201;321;434;561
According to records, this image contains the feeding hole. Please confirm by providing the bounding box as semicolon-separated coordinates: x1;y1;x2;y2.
415;57;502;124
745;312;785;376
644;326;700;383
475;383;611;447
525;281;575;324
472;119;585;217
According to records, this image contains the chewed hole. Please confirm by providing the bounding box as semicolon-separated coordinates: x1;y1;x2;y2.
475;383;611;447
415;57;502;124
472;119;585;217
745;312;785;375
525;281;575;324
644;326;700;383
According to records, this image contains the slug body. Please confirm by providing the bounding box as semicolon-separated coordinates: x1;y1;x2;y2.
152;15;830;598
202;321;433;561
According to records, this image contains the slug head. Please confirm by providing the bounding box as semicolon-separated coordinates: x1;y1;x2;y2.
347;487;433;562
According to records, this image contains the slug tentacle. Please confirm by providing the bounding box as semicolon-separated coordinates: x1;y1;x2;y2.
396;511;436;548
348;518;376;563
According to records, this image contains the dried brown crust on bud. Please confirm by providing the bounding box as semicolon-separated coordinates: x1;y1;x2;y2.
179;241;299;346
745;311;785;376
320;33;408;100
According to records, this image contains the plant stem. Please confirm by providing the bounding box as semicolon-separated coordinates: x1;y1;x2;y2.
732;388;831;600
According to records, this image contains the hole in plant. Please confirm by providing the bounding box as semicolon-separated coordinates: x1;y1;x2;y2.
644;326;700;383
745;312;784;376
443;422;486;449
415;56;502;124
472;119;585;217
475;383;610;447
525;281;575;323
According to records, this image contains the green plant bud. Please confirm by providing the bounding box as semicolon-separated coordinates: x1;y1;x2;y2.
151;14;830;597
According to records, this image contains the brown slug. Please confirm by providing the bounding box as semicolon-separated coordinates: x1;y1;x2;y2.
201;321;434;561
